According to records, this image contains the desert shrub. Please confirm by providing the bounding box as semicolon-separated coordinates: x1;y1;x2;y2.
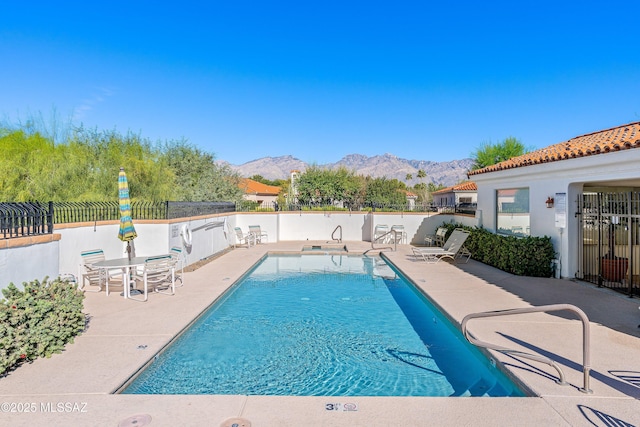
0;278;85;375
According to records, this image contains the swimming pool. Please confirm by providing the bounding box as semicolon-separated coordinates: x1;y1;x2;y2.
122;254;526;396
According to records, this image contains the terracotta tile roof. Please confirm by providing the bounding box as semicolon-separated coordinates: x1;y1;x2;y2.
468;121;640;176
432;181;477;195
238;178;281;195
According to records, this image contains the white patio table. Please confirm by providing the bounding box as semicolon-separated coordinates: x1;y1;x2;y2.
93;256;168;299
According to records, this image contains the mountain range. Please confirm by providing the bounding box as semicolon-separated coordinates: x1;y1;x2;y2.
222;153;474;187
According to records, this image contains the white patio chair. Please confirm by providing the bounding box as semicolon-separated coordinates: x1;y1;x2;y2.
425;227;447;247
170;246;185;286
391;225;406;244
234;227;255;248
79;249;123;294
248;225;268;244
131;255;176;302
374;224;390;243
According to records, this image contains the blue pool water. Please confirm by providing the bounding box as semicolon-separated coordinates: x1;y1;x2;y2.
123;255;525;396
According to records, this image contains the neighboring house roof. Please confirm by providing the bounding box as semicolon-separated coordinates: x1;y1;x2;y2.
239;178;281;195
432;182;477;195
401;189;418;198
468;121;640;176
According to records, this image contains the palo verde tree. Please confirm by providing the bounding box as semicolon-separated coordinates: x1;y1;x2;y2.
67;127;173;201
0;121;243;202
471;136;528;170
160;140;243;202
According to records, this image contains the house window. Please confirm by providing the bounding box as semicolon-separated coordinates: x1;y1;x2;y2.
459;197;472;204
496;188;530;236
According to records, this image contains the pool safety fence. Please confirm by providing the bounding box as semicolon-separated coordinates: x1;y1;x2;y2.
235;201;476;214
0;201;53;239
1;201;236;239
52;201;235;223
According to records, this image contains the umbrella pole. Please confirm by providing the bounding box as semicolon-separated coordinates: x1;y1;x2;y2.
125;241;142;295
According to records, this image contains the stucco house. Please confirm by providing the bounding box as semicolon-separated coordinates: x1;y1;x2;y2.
432;182;477;210
404;189;418;209
238;178;281;208
468;121;640;296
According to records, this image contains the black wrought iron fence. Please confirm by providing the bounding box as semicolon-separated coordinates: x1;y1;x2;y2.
165;201;235;219
52;201;236;223
3;198;471;239
53;201;171;222
1;201;237;238
53;202;121;223
0;202;53;239
235;200;475;214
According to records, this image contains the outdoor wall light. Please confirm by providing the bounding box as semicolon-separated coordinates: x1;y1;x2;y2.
545;197;554;208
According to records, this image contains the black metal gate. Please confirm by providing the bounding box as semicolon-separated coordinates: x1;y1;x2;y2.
577;191;640;296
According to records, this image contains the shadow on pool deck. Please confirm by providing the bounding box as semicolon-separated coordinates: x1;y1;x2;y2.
452;260;640;337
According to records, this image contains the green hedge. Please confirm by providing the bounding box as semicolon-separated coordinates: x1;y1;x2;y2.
0;278;85;376
441;223;555;277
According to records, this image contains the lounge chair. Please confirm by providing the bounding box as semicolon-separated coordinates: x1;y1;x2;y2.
234;227;255;248
248;225;268;244
412;229;472;263
79;249;123;294
130;255;176;302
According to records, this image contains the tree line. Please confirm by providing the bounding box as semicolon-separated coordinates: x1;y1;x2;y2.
2;115;527;205
252;166;445;207
0;125;243;202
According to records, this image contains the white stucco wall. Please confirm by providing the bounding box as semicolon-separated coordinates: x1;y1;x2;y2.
0;239;60;288
471;149;640;279
54;215;233;284
1;211;478;292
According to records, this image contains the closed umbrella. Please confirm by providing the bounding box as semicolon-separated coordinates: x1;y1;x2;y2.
118;167;137;260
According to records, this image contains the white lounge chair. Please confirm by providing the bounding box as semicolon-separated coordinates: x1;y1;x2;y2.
248;225;268;244
131;255;176;302
79;249;123;294
412;229;471;263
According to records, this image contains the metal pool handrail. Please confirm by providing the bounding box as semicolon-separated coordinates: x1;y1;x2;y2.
331;225;342;243
461;303;592;394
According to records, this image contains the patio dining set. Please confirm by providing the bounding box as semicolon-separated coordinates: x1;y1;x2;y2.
78;247;184;302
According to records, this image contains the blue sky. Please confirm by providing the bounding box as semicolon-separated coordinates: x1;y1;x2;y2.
2;1;639;165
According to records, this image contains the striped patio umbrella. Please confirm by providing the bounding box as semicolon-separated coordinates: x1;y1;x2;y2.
118;167;137;260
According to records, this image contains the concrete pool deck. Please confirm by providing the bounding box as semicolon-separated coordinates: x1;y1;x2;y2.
1;241;639;426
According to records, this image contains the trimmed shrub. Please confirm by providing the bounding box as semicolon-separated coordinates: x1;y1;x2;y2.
0;278;85;376
441;223;555;277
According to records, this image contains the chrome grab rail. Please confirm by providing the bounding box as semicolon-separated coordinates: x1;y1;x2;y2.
461;304;592;394
331;225;342;243
369;230;399;252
